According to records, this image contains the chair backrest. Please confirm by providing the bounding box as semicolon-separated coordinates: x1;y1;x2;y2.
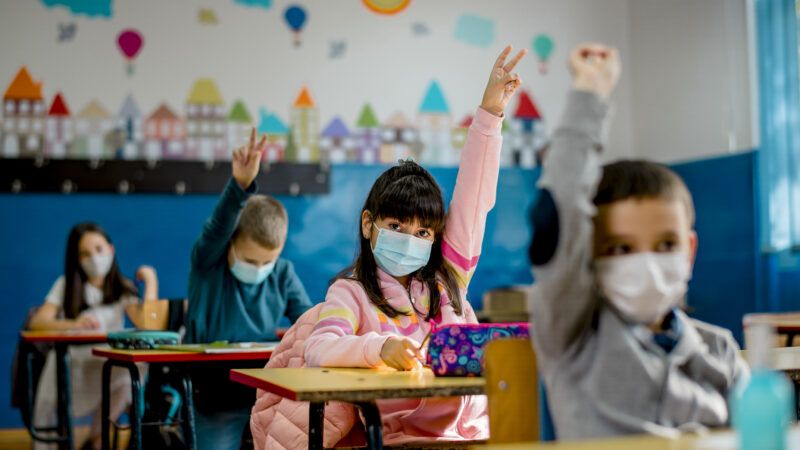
484;338;539;444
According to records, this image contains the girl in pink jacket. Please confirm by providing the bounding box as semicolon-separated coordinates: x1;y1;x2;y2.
305;46;527;446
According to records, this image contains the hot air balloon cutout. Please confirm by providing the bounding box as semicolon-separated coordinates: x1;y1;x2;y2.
284;5;307;47
532;34;554;75
117;29;144;76
362;0;411;15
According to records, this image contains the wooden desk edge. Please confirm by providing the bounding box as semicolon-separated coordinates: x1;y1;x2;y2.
229;369;485;403
20;331;107;344
230;369;299;400
92;348;272;363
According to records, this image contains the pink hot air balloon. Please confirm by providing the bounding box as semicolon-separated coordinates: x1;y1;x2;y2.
117;29;144;76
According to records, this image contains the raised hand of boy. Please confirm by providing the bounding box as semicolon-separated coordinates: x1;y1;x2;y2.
569;43;621;100
481;45;527;117
232;127;268;190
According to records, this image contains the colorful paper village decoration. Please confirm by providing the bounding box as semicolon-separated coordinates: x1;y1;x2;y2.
1;67;546;167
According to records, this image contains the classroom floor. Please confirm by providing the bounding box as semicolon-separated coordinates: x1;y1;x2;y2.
0;427;130;449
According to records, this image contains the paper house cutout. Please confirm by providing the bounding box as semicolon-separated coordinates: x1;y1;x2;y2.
71;100;113;159
258;108;288;162
227;100;253;158
186;78;227;161
321;116;352;163
45;92;72;158
2;66;46;157
355;103;380;164
417;80;453;165
289;86;319;162
380;111;419;163
145;103;185;160
116;94;143;159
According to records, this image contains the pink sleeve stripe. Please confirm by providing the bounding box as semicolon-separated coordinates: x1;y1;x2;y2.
441;238;480;272
313;317;354;334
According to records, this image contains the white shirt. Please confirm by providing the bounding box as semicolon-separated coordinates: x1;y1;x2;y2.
44;275;138;331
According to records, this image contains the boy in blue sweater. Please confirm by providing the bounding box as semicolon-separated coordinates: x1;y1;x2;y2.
187;128;312;450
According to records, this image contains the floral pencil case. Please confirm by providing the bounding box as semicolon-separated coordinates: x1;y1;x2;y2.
425;322;530;377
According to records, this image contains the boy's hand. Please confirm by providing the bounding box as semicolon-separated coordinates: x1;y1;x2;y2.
232;127;267;190
380;336;423;371
481;45;526;117
569;43;621;101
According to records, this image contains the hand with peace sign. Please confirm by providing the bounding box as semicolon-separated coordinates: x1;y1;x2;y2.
232;127;267;190
481;45;527;117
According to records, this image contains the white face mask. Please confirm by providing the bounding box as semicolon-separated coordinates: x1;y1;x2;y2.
80;253;114;279
594;252;691;324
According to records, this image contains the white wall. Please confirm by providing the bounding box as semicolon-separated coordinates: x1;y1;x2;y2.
627;0;754;163
0;0;636;161
0;0;756;164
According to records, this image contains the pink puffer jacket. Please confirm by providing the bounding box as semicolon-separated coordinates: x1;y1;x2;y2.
250;304;364;450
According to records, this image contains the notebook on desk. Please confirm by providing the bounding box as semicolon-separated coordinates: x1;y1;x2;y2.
157;342;278;353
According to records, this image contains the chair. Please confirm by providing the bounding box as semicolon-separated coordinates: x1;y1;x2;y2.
484;338;554;444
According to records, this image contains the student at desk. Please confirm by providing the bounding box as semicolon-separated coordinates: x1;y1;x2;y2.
29;222;160;450
528;43;749;439
186;128;312;450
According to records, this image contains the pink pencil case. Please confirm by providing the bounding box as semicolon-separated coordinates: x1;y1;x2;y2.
425;323;530;377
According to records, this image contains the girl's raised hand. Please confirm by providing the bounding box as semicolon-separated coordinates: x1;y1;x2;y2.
569;43;621;100
481;45;527;117
232;127;267;190
380;336;424;371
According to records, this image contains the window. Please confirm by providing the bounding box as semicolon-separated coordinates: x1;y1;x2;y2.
4;101;14;115
756;0;800;252
19;100;29;114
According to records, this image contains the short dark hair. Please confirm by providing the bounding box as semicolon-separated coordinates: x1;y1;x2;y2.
234;195;288;249
594;160;695;226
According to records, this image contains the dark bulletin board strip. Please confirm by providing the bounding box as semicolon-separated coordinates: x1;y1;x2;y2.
0;158;330;195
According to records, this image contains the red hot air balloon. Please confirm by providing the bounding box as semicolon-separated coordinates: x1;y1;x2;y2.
117;29;144;76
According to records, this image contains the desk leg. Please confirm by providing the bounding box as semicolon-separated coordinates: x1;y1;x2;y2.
308;402;325;450
101;361;111;450
355;401;383;450
54;343;74;450
126;363;143;450
181;374;197;450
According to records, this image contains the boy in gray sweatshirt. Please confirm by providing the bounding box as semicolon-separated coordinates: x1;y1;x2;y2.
529;42;749;439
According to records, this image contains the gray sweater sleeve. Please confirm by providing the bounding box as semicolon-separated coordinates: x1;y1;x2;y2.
530;90;609;360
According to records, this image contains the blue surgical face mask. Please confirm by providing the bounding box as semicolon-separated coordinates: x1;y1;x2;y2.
371;223;433;277
230;247;276;285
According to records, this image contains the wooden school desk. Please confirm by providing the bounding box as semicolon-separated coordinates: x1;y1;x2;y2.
92;346;273;450
19;330;108;450
472;427;800;450
230;367;486;450
743;312;800;346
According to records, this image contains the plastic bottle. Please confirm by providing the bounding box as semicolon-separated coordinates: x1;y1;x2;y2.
731;324;794;450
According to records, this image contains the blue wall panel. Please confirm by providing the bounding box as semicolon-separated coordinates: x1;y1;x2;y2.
0;152;777;428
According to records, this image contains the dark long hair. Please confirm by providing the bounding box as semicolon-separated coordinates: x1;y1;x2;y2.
333;160;463;320
63;222;137;319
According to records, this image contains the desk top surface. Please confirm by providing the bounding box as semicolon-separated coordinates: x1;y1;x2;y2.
92;346;272;363
230;367;485;402
472;429;797;450
21;330;108;343
744;312;800;331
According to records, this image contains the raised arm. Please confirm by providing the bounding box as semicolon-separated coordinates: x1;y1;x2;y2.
529;44;620;358
443;46;526;289
125;265;169;330
191;128;267;271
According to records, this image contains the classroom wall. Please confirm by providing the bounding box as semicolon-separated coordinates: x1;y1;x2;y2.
0;0;767;430
0;0;637;161
627;0;754;163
